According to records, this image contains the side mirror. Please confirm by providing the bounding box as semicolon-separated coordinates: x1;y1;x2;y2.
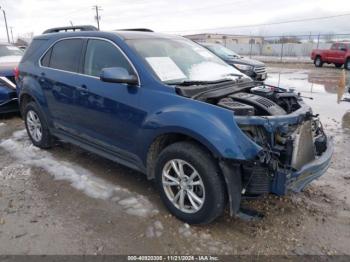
100;67;138;85
340;48;347;52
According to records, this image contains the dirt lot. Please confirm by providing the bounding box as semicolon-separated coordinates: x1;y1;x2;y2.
0;64;350;255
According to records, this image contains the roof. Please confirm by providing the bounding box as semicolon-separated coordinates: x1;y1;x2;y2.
113;30;181;40
34;29;181;41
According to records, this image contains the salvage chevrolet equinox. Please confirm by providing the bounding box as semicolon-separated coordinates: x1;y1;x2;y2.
16;26;333;224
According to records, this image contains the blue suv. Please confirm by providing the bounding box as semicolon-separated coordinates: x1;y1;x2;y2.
17;26;333;224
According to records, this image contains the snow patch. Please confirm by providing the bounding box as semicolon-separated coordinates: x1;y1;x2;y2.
0;122;5;127
145;220;164;238
0;130;158;217
178;223;232;254
12;129;27;139
189;61;240;81
178;223;192;237
0;163;31;180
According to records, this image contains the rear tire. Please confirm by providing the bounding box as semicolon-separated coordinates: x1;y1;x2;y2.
314;56;323;67
155;141;226;224
345;58;350;70
335;63;343;68
24;101;54;149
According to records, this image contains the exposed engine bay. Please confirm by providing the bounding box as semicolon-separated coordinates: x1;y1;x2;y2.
176;79;301;117
177;80;330;196
217;86;299;116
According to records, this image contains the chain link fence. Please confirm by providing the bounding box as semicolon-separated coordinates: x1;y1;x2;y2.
225;33;350;63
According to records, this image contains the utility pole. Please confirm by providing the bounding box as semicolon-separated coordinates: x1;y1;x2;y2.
92;5;102;30
10;26;13;43
0;6;10;43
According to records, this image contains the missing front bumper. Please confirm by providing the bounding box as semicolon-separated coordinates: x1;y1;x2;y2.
271;137;334;195
288;137;334;192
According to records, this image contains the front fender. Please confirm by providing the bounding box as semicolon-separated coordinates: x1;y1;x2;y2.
140;101;262;162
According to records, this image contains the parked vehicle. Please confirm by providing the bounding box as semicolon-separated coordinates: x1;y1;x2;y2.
0;43;23;113
17;46;27;51
311;42;350;69
17;26;333;224
201;43;267;81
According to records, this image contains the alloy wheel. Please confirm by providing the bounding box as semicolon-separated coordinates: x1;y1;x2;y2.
162;159;205;213
26;110;42;142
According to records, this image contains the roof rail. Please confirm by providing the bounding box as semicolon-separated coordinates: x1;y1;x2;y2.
116;28;154;32
43;25;98;34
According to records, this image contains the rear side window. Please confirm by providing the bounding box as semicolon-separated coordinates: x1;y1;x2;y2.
48;39;83;73
21;39;48;63
83;39;133;77
41;48;52;67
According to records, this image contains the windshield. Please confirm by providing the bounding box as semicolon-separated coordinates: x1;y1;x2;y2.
126;37;243;84
0;45;23;57
205;45;240;60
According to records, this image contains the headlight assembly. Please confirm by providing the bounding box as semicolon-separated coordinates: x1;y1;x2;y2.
232;64;253;71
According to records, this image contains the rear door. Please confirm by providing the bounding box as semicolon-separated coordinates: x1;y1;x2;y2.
39;38;85;132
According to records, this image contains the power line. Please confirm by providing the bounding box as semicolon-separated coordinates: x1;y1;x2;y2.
0;6;10;43
165;12;350;34
9;26;13;43
92;5;102;30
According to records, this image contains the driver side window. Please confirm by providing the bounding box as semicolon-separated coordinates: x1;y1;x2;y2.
338;43;347;51
83;39;134;77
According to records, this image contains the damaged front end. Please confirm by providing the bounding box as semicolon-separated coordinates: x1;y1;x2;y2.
179;80;333;200
225;84;333;197
236;113;333;196
0;76;18;113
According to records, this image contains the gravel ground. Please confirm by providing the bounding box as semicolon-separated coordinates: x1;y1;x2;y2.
0;65;349;255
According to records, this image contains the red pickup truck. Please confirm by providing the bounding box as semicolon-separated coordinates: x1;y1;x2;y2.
311;42;350;69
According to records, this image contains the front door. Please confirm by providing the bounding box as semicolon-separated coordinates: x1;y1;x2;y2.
72;39;145;159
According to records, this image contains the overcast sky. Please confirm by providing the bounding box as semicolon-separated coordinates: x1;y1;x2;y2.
0;0;349;41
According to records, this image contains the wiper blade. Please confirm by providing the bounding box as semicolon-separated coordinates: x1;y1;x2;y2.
223;73;243;79
173;78;233;86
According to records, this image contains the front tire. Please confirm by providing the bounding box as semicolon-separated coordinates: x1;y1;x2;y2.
155;142;226;224
314;56;323;67
24;102;54;148
335;63;343;68
345;58;350;70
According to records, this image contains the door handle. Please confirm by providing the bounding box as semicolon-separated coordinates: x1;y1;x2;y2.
75;84;88;91
75;84;88;95
39;72;46;83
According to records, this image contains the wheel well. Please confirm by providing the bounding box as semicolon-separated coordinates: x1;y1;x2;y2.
19;94;34;115
315;55;321;60
146;133;216;180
